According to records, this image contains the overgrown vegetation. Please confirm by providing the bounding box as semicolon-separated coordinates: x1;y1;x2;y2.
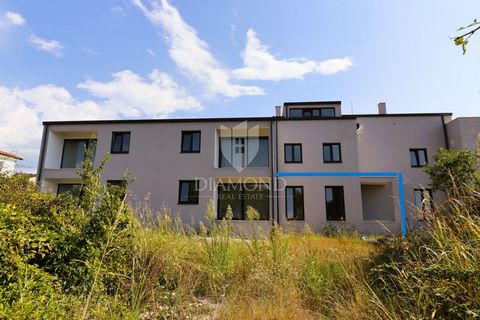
1;146;479;319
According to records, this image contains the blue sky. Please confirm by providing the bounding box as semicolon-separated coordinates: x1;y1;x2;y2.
0;0;479;171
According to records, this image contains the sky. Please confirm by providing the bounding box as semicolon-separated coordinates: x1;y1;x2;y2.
0;0;479;172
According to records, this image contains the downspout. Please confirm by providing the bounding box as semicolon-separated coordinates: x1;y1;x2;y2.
36;124;49;189
275;118;280;225
441;115;450;149
269;119;275;226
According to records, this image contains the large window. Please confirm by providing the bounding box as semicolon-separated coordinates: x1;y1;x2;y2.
217;183;269;220
323;143;342;163
285;186;304;220
219;137;269;168
61;139;96;168
414;188;433;212
288;108;335;118
325;186;345;221
410;148;428;167
111;132;130;154
57;184;82;197
181;131;201;153
284;144;302;163
178;180;199;204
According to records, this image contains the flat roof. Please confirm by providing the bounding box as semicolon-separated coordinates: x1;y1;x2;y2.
284;101;341;106
42;112;454;126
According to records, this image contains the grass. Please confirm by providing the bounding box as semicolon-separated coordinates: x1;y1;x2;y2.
1;161;479;319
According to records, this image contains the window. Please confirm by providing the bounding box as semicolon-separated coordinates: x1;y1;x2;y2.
61;139;96;168
323;143;342;163
217;183;269;220
284;144;302;163
181;131;201;153
107;180;127;198
414;188;433;213
178;180;199;204
288;108;335;118
219;137;269;168
111;132;130;154
234;138;245;153
286;186;304;220
410;149;428;167
57;184;82;197
325;186;345;221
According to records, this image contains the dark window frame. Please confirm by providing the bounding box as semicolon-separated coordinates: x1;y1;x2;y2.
178;180;199;204
217;182;270;220
414;188;434;211
285;186;304;220
218;136;269;168
288;107;336;118
410;148;428;167
325;186;345;221
323;143;342;163
57;183;83;197
181;130;201;153
284;143;303;163
111;132;131;154
60;139;96;169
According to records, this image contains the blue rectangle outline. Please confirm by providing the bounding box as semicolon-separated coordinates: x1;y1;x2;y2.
275;171;407;235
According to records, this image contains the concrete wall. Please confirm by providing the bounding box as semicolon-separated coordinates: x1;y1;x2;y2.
0;157;17;176
446;117;480;150
356;115;447;222
41;120;272;228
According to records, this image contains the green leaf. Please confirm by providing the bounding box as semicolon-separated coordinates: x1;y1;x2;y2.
455;36;464;46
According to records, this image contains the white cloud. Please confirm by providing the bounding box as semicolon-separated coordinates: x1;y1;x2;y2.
78;69;201;117
0;69;201;171
233;29;353;81
3;11;26;26
28;34;64;57
82;48;100;56
147;48;155;56
132;0;263;97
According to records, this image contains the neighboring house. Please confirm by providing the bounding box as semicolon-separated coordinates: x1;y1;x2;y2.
0;150;23;176
35;101;480;234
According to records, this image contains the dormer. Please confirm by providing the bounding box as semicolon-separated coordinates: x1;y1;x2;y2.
283;101;341;118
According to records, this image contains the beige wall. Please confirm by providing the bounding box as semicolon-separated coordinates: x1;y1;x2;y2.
446;117;480;150
41;120;272;228
39;113;479;234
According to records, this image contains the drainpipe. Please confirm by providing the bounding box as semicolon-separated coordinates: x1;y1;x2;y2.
36;124;49;189
441;115;450;149
269;118;275;226
275;118;280;226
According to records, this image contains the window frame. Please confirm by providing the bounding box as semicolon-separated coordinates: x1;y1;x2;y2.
284;143;302;163
288;107;336;118
57;183;83;197
414;188;434;211
285;186;304;220
110;132;131;154
218;136;269;168
178;180;199;205
410;148;428;167
323;143;342;163
217;182;270;220
60;139;96;169
325;186;346;221
181;130;201;153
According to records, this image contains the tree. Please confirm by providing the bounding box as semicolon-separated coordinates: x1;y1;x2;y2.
454;19;480;54
424;147;479;194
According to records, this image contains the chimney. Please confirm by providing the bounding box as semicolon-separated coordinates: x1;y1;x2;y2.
275;105;281;117
378;102;386;115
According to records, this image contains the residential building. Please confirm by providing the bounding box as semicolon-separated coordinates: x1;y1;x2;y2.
0;150;23;176
36;101;480;234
